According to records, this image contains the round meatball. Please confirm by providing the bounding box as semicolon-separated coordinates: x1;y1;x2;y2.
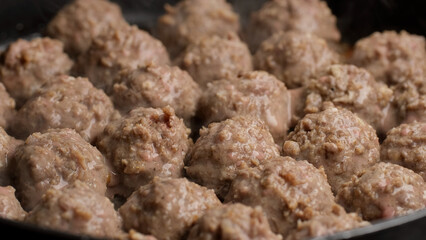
175;34;253;89
283;106;380;193
198;71;290;143
0;38;73;106
155;0;240;58
46;0;127;57
97;106;191;197
0;83;15;129
187;203;281;240
254;31;339;89
119;177;221;240
10;75;115;142
336;162;426;220
0;127;21;186
76;25;170;93
12;129;108;211
25;181;121;238
186;115;280;199
112;64;201;121
224;156;337;236
0;186;26;221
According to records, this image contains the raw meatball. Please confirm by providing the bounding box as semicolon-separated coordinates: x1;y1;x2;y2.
336;162;426;220
25;181;121;238
155;0;240;58
283;106;380;193
97;106;191;197
0;127;21;186
112;64;201;121
381;122;426;180
46;0;127;57
0;186;26;221
186;115;280;199
224;156;337;236
254;31;339;89
11;129;108;211
119;177;221;240
0;83;15;129
76;25;170;93
10;75;115;142
187;203;281;240
197;71;290;143
175;34;253;89
0;38;73;106
245;0;340;52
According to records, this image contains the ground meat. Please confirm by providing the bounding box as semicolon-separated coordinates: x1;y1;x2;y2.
75;25;170;93
381;122;426;181
0;186;26;221
185;115;280;199
336;162;426;221
225;156;337;237
117;230;158;240
97;106;191;197
0;38;73;107
112;64;201;121
174;33;253;89
0;127;21;186
25;181;121;238
0;83;15;129
11;129;108;211
10;75;115;143
245;0;340;52
187;203;281;240
155;0;240;58
119;177;221;240
283;106;380;193
254;31;339;89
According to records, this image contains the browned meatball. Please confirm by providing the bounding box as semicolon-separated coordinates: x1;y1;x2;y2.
224;156;337;236
11;129;108;210
112;64;201;121
155;0;240;58
119;177;221;240
76;25;170;93
186;115;280;199
0;127;21;186
0;38;73;106
381;122;426;180
46;0;127;57
0;83;15;129
283;106;380;193
10;75;115;142
175;34;253;89
337;162;426;220
245;0;340;52
254;31;339;89
187;203;281;240
97;106;191;197
25;181;121;238
0;186;26;221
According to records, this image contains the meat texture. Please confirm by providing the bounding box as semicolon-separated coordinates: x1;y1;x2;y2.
0;83;15;129
0;127;22;186
0;186;26;221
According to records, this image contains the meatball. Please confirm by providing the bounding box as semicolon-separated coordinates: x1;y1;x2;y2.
112;64;201;121
175;34;253;89
0;83;15;129
224;156;337;236
0;38;73;106
0;186;26;221
10;75;115;142
76;25;170;93
197;71;290;143
186;115;280;199
11;129;108;211
97;106;191;197
336;162;426;220
245;0;340;52
254;31;339;89
381;122;426;180
25;181;121;238
46;0;127;57
187;203;281;240
0;127;21;186
119;177;221;240
155;0;240;58
283;106;380;193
